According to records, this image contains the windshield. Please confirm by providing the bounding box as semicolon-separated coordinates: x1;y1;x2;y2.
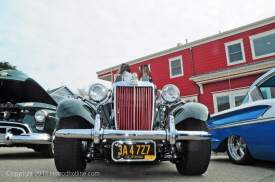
241;94;249;104
16;95;66;110
259;75;275;99
17;102;56;110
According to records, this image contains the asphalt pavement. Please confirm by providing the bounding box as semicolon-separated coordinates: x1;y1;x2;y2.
0;148;274;182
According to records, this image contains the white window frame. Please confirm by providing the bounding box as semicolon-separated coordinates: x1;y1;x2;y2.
139;64;151;72
113;73;117;82
181;95;198;103
212;88;248;113
249;29;275;60
169;56;183;78
232;92;246;107
224;39;246;66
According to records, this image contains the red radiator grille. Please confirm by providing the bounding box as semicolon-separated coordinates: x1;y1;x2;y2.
115;86;153;130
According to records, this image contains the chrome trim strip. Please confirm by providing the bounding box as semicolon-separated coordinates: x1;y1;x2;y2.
55;115;211;143
210;117;275;130
7;133;52;145
0;126;26;133
0;133;52;146
167;115;176;145
54;129;92;139
55;129;210;141
0;121;52;145
93;114;102;144
0;121;33;133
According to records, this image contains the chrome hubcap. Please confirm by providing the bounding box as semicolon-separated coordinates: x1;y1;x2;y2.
228;135;246;160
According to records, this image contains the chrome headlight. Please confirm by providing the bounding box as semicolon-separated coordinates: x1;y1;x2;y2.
161;84;180;103
34;110;48;122
88;83;108;102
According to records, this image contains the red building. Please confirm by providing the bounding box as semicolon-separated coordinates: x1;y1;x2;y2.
97;16;275;114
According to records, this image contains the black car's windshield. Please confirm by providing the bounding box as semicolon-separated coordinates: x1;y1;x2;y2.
17;102;56;110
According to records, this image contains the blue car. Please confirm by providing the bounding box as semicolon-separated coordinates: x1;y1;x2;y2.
208;68;275;164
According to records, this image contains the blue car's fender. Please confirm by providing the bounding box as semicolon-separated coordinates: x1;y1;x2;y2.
56;99;96;126
174;102;210;125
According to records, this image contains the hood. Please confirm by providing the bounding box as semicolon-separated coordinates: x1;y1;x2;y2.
0;70;57;106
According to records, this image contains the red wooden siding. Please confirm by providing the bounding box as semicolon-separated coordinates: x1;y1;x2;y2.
98;21;275;114
192;23;275;75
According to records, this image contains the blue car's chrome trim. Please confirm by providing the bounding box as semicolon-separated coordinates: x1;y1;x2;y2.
210;117;275;130
209;105;270;128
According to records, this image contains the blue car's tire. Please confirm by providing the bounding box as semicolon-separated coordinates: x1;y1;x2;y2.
227;135;256;165
175;119;211;175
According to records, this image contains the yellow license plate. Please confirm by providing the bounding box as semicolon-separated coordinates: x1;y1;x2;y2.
112;141;156;161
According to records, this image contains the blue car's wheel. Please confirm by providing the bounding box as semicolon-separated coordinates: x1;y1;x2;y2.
227;135;256;165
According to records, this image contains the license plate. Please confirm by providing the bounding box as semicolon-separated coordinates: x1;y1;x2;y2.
112;140;156;162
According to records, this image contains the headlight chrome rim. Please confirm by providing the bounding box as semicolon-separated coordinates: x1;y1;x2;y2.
161;84;180;103
88;83;108;102
34;110;48;122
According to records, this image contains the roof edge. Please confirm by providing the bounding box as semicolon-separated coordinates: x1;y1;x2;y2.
97;15;275;76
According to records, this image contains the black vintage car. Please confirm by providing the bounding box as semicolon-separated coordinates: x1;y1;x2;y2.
54;64;211;175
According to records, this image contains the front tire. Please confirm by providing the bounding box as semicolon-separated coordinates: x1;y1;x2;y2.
227;135;256;165
54;116;90;172
175;119;211;175
40;144;54;158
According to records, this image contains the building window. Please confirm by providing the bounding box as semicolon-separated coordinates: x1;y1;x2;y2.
169;56;183;78
181;95;198;103
225;39;246;66
250;29;275;59
59;93;71;98
216;95;230;112
213;88;248;113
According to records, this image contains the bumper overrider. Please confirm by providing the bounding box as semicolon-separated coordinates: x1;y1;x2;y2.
55;115;211;144
0;121;52;146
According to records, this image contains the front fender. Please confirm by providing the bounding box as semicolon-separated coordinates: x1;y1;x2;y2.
57;99;96;125
174;102;209;124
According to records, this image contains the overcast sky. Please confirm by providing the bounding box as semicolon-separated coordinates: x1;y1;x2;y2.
1;0;275;93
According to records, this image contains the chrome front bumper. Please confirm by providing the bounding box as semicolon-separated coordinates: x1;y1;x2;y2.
55;115;211;145
0;122;52;146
